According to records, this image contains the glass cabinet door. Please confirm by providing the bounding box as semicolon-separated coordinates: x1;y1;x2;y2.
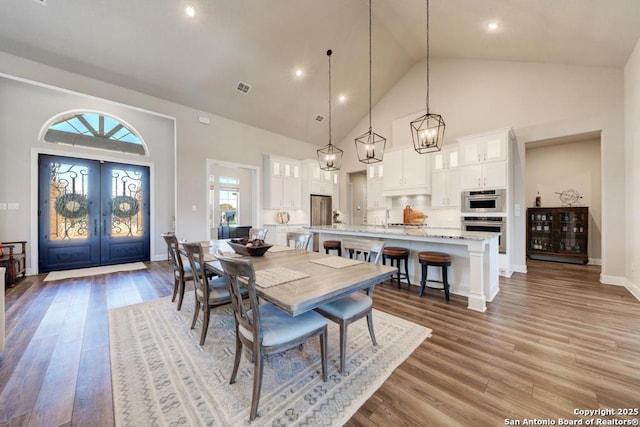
528;209;555;252
557;209;587;254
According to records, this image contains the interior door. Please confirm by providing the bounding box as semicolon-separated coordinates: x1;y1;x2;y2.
38;154;150;273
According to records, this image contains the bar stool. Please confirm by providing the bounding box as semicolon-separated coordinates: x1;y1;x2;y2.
418;251;452;301
323;240;342;256
382;247;411;289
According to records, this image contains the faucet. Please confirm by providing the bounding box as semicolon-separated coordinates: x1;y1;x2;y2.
384;209;390;229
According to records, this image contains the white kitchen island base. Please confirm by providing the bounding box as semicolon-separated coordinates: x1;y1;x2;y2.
309;226;500;312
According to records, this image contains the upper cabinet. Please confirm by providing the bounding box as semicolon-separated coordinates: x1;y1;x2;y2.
457;128;514;190
382;148;431;196
432;143;459;171
431;168;460;208
458;133;508;165
367;164;387;210
263;155;301;209
431;144;460;208
301;159;335;197
385;111;432;196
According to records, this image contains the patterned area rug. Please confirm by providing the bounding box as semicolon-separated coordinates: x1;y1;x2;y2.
108;294;432;426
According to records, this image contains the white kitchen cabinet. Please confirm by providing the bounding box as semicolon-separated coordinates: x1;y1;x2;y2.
367;177;387;210
263;155;301;209
367;163;384;180
432;143;459;171
458;131;509;166
302;159;334;197
382;148;431;196
459;161;507;190
457;128;513;191
366;164;386;209
431;169;460;208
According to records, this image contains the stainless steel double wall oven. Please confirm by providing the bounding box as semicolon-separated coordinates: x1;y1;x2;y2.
461;189;507;253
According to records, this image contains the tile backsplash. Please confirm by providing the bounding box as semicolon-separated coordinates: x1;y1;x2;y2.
368;195;461;228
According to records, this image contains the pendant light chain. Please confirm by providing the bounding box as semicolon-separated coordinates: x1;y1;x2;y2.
328;49;332;145
354;0;386;164
426;0;430;114
368;0;372;131
409;0;444;154
318;48;343;171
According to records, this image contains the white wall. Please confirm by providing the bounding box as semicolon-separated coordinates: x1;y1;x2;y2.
0;75;175;270
336;57;625;280
0;51;322;266
526;139;602;261
624;38;640;297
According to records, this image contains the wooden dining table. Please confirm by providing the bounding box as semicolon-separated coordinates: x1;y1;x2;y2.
198;240;397;316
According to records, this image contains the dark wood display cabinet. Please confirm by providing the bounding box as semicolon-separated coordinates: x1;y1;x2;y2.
526;207;589;264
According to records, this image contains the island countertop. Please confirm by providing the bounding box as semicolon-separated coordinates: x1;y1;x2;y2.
309;224;500;313
307;224;499;244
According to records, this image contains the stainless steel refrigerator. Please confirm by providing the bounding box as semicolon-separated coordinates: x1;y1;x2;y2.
310;195;332;252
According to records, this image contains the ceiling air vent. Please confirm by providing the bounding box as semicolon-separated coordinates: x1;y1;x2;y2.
236;81;251;94
315;115;325;122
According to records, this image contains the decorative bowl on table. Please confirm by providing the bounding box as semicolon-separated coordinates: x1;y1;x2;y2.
228;238;272;257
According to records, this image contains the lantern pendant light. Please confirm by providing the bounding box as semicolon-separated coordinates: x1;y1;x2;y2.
410;0;445;154
355;0;386;164
317;49;344;171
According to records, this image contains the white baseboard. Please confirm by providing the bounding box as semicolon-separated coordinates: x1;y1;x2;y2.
512;264;527;274
153;254;169;262
600;274;626;286
623;278;640;302
499;270;513;278
601;274;640;303
486;286;500;302
588;257;602;266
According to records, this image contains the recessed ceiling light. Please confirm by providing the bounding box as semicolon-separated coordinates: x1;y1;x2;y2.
487;22;498;31
185;4;196;17
295;69;303;77
338;95;347;103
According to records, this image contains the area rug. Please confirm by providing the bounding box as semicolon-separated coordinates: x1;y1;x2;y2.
108;294;432;426
44;262;147;281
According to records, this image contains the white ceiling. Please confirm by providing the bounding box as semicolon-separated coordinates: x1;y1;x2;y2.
1;0;639;146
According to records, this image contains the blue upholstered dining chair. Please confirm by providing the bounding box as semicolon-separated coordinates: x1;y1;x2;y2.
314;238;386;374
216;249;328;421
182;242;236;346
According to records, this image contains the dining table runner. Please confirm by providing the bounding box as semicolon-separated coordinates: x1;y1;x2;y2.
309;256;364;269
255;266;310;288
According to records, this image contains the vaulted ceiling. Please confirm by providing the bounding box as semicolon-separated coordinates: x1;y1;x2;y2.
2;0;639;146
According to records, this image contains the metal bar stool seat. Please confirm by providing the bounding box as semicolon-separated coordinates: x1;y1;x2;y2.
382;246;411;289
323;240;342;256
418;251;452;300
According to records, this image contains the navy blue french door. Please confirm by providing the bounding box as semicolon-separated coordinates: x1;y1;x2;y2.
38;154;150;273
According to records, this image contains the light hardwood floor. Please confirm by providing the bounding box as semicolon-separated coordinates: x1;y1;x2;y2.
1;260;639;426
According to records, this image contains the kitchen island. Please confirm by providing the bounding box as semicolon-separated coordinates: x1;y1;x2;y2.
309;225;500;312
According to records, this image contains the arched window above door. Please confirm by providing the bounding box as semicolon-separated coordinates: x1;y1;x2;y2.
43;112;147;155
